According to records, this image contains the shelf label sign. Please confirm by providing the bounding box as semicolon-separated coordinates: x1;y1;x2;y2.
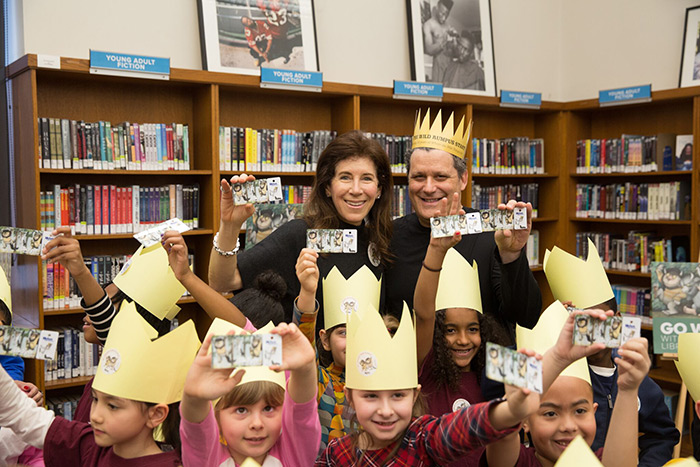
500;90;542;109
89;50;170;80
393;80;443;101
652;317;700;354
599;84;651;106
260;68;322;92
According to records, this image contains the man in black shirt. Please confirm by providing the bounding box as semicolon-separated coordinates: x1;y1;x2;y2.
385;111;541;342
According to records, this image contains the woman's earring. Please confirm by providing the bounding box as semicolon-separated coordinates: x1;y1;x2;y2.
377;193;381;199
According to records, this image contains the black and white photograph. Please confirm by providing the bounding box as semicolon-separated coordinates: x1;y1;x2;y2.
199;0;319;75
680;6;700;87
407;0;496;95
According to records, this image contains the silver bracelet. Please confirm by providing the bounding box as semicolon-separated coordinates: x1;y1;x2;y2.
213;232;240;257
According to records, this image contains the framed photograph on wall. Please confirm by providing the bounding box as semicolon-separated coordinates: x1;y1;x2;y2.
407;0;496;96
198;0;319;75
679;6;700;88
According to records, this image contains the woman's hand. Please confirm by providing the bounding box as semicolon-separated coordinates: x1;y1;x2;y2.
219;175;256;230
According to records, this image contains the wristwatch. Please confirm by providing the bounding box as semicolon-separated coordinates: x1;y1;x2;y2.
213;232;240;257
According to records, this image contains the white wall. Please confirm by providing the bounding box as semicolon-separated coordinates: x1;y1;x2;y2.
8;0;700;102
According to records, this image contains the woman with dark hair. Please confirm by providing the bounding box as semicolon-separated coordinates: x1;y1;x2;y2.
209;130;393;324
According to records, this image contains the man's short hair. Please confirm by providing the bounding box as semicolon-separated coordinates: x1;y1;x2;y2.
405;147;468;178
438;0;454;11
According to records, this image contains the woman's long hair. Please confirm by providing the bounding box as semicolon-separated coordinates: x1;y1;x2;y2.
304;131;393;264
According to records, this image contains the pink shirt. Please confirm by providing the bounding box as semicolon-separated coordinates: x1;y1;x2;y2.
180;387;321;467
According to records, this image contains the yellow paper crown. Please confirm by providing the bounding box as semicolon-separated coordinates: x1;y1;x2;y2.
322;266;382;330
412;109;473;159
93;301;200;404
517;301;591;384
663;458;700;466
553;435;602;466
0;265;10;316
240;458;262;467
206;318;286;389
435;248;482;313
113;244;186;320
676;333;700;401
346;303;417;390
543;239;614;309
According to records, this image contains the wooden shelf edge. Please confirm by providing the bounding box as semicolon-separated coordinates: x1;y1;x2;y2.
604;269;651;278
571;170;693;178
571;217;691;225
65;229;213;241
221;171;314;177
472;173;556;179
43;293;232;316
40;169;212;176
45;375;93;390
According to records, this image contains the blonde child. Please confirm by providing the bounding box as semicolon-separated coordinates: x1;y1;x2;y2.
0;303;198;466
316;299;600;466
294;247;385;451
484;302;651;467
178;322;321;466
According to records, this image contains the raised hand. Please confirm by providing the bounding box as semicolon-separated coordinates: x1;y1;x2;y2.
161;230;192;282
295;248;319;296
503;349;542;421
41;227;89;277
615;337;651;393
268;322;315;372
494;200;532;264
219;175;256;229
547;308;612;374
429;192;464;253
183;333;245;402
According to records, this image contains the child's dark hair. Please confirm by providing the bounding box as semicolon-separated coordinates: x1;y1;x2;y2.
347;388;426;466
145;401;182;455
317;324;343;368
0;301;11;325
431;309;509;391
230;270;286;328
107;283;171;337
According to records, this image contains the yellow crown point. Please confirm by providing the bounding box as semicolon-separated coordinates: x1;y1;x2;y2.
543;239;614;309
322;265;381;330
663;457;700;466
0;265;10;315
435;248;482;312
93;301;200;404
517;301;591;384
113;244;186;321
412;108;472;159
676;333;700;401
554;435;602;466
240;458;262;467
346;303;417;391
206;318;285;389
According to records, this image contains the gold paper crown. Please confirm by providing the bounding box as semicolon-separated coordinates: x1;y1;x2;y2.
240;459;262;467
663;458;700;466
412;109;473;159
435;248;482;313
322;266;382;330
93;301;200;404
676;333;700;401
543;239;614;309
517;301;591;384
554;435;602;466
346;303;417;390
0;265;10;316
206;318;286;389
113;244;186;320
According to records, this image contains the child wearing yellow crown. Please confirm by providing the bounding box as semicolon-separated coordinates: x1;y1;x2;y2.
293;247;384;452
413;197;509;466
316;302;594;466
671;333;700;466
544;240;679;466
0;302;199;465
484;301;651;467
179;318;320;466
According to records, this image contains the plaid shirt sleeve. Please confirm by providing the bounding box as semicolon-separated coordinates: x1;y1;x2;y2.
316;436;354;466
292;297;319;347
416;398;520;464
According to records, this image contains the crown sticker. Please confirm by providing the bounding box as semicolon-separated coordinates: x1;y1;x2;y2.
342;297;358;315
357;351;377;376
101;349;121;375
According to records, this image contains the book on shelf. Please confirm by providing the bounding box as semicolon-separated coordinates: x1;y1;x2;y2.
575;133;680;174
46;393;82;420
471;183;539;218
39;118;190;171
526;230;539;267
43;327;101;382
472;137;544;174
40;183;200;234
364;132;412;174
218;127;336;172
612;284;650;317
575;182;691;220
391;185;413;219
675;134;693;171
42;252;195;310
575;231;689;274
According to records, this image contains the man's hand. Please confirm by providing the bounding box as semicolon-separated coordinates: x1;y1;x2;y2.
495;200;532;264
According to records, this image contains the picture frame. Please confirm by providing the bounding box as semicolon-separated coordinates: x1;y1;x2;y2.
406;0;496;96
197;0;319;76
679;6;700;88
